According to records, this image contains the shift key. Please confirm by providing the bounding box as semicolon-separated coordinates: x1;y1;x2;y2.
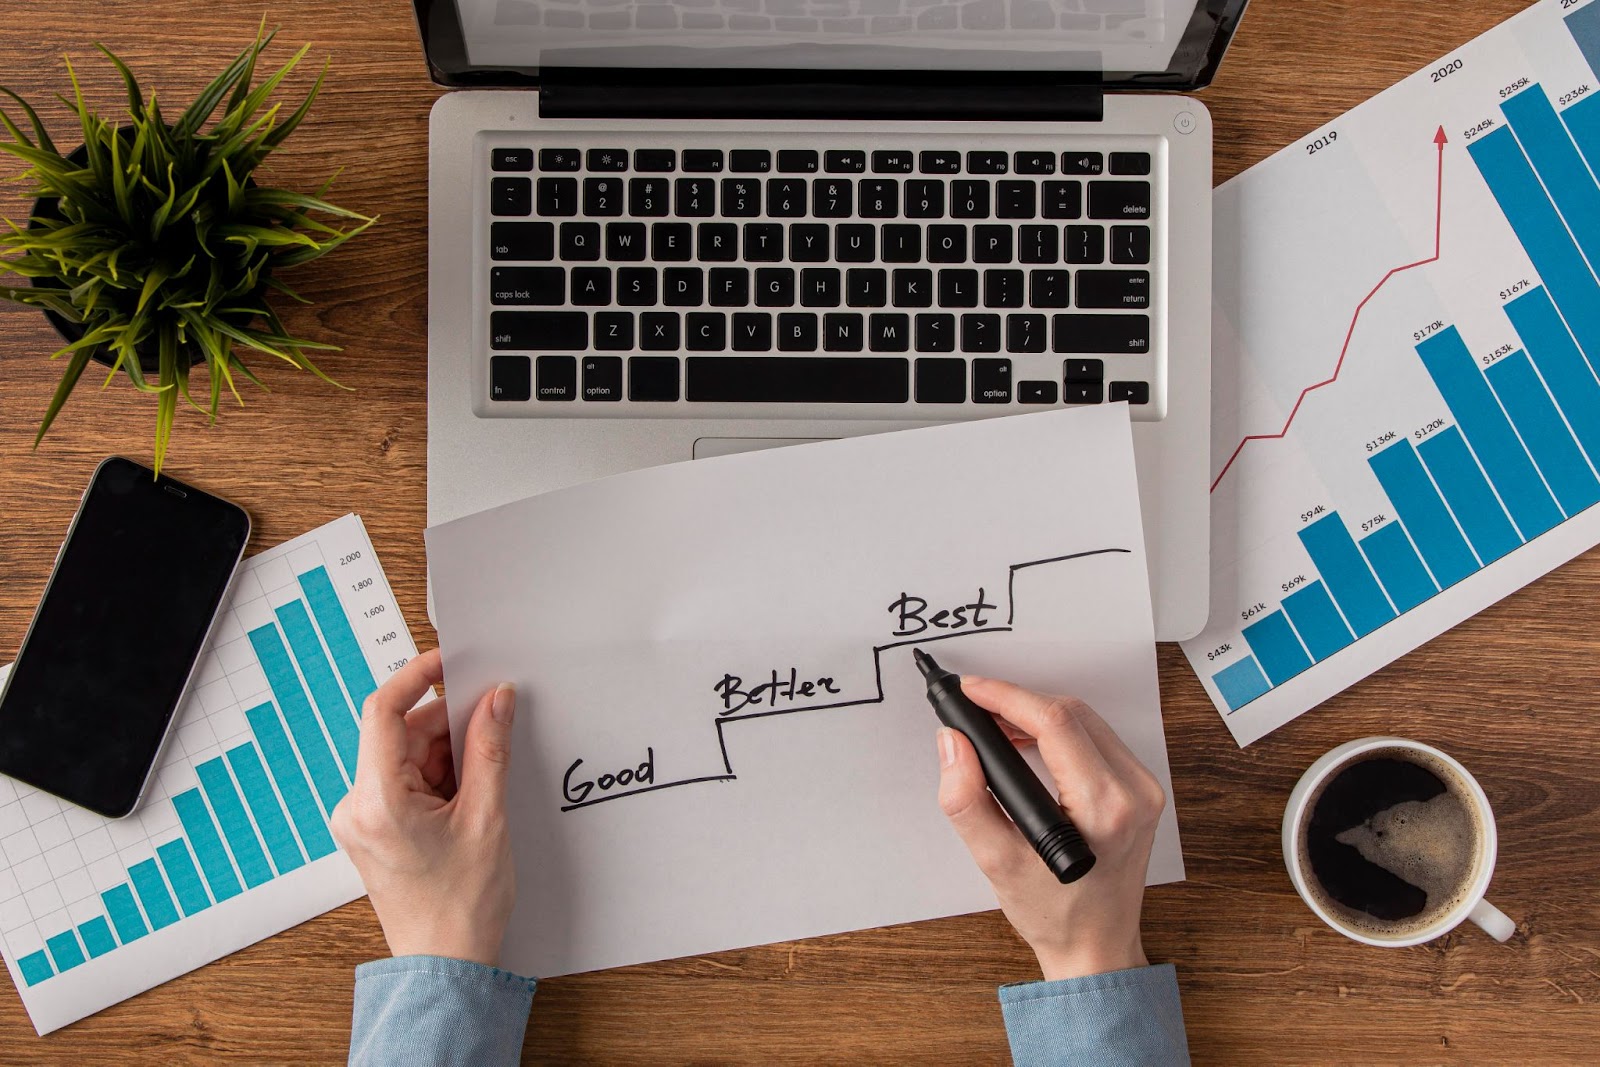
490;311;588;350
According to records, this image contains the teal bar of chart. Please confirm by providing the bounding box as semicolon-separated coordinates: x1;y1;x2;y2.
1296;514;1395;636
276;599;361;779
1414;428;1521;566
1505;287;1600;459
77;918;116;959
225;742;307;875
171;790;243;903
1281;580;1355;660
300;566;379;706
1213;657;1272;712
156;840;213;918
196;758;276;888
101;884;148;944
1241;611;1312;686
128;860;180;932
1485;352;1600;515
1358;524;1437;614
245;702;340;861
44;932;85;973
247;623;349;815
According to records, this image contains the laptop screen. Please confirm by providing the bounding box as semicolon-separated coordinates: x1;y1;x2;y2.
417;0;1245;86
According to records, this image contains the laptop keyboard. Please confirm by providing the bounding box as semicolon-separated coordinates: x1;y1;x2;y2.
482;135;1162;416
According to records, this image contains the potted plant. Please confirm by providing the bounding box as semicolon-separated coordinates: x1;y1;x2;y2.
0;25;374;473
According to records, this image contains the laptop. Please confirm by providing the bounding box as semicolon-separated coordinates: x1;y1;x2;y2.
417;0;1248;640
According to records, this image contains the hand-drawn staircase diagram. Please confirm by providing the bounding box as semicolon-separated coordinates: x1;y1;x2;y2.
557;547;1131;812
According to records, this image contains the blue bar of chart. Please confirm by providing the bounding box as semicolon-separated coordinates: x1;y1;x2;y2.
1281;581;1355;660
1358;523;1437;614
1414;427;1521;567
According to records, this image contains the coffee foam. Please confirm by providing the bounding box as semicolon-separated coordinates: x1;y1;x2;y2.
1298;747;1486;938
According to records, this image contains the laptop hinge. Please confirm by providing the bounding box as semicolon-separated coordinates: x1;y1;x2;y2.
538;71;1105;122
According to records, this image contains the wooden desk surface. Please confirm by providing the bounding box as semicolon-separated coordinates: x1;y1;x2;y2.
2;0;1597;1061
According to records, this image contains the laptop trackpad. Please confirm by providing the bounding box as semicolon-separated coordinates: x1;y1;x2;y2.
692;437;834;459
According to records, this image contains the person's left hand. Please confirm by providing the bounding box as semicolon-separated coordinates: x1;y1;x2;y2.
330;648;517;967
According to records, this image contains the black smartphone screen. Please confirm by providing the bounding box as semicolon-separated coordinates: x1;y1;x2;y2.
0;458;250;817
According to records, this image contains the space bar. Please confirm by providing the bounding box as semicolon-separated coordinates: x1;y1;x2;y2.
685;357;910;403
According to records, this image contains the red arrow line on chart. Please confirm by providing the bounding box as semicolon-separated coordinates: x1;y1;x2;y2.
1210;126;1449;494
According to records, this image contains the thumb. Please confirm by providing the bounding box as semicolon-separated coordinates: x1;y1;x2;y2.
457;683;516;818
936;727;1033;883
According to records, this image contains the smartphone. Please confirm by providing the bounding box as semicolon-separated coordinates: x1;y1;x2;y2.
0;457;250;818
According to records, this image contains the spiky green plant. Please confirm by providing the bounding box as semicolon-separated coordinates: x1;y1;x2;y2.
0;24;375;473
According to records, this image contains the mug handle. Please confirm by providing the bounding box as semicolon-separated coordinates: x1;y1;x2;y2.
1469;898;1515;942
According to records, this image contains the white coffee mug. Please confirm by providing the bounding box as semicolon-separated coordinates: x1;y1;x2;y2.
1282;737;1514;946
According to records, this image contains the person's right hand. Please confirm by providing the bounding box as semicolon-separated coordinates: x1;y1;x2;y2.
936;676;1166;982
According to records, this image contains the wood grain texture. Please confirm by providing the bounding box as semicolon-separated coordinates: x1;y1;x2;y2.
2;0;1598;1062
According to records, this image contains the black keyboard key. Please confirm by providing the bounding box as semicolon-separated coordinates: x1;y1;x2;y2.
825;149;866;173
618;267;658;305
860;179;899;218
733;312;773;351
1066;225;1106;264
664;267;704;306
571;266;612;305
686;312;727;351
583;177;623;217
1110;380;1151;404
594;311;634;350
1064;381;1104;404
768;178;808;217
1089;181;1151;220
559;222;601;261
1043;181;1082;220
490;355;531;400
920;150;961;174
538;177;578;217
778;149;820;173
491;310;587;350
634;149;677;173
967;151;1008;174
686;356;908;403
1052;314;1150;353
927;225;967;264
641;312;681;349
630;177;670;217
973;225;1013;264
538;148;580;172
722;178;761;217
491;177;532;216
871;313;910;351
1110;152;1151;176
882;225;921;264
676;178;716;217
996;181;1036;219
837;224;876;263
951;180;990;219
606;222;648;261
730;149;772;173
848;268;887;307
893;268;933;308
630;356;681;401
939;269;980;308
915;356;965;401
983;269;1024;308
1077;270;1150;309
1014;151;1055;175
710;268;749;306
824;313;864;351
698;223;738;261
1008;314;1047;353
1064;359;1104;381
915;314;955;353
778;312;819;351
492;147;533;172
1062;152;1104;176
491;221;555;261
802;268;841;308
1019;225;1059;265
587;149;628;172
961;313;1001;352
1111;226;1151;265
973;357;1012;403
872;150;913;173
582;356;623;400
756;267;796;307
653;222;693;261
535;354;576;401
744;223;784;261
683;149;725;173
814;178;854;218
906;180;945;219
1019;380;1058;404
1030;269;1071;308
490;266;564;305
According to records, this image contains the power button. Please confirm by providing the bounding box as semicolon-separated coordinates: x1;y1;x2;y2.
1173;111;1198;135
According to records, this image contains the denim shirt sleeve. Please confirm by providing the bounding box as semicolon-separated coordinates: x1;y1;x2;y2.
349;955;536;1067
998;963;1190;1067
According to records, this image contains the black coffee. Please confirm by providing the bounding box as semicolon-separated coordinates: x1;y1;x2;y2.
1300;748;1482;937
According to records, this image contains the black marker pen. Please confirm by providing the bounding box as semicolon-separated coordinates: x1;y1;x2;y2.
915;648;1096;884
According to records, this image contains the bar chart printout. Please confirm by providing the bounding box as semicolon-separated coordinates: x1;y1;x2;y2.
0;514;422;1034
1184;0;1600;745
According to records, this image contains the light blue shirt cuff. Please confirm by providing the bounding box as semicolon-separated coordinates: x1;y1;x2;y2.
999;963;1190;1067
350;955;536;1067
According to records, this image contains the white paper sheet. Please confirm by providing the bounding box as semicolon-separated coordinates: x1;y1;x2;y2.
426;405;1183;978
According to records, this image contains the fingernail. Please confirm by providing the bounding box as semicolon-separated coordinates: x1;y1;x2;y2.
492;683;516;725
938;728;957;768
